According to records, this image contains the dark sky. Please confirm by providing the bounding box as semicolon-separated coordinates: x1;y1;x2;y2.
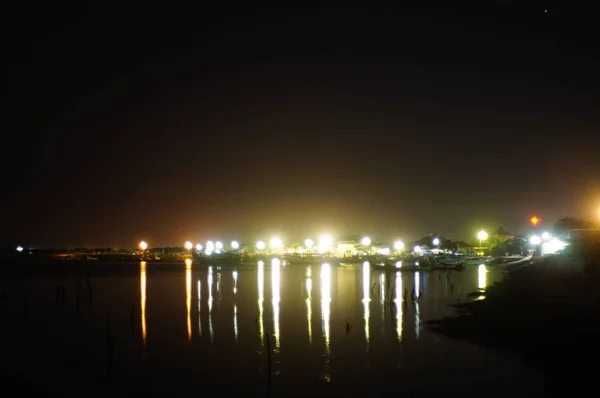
3;1;600;248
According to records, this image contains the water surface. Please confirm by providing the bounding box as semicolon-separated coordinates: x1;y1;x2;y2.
0;260;543;397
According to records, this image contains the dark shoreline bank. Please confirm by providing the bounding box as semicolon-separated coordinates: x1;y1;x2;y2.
428;257;600;392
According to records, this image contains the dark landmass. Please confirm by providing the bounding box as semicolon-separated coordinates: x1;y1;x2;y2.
428;242;600;393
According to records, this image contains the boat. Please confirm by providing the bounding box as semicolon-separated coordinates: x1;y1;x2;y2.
488;256;531;267
382;258;465;272
435;256;465;266
463;256;494;266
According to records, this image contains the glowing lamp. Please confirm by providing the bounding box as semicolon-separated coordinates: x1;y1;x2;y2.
270;237;282;249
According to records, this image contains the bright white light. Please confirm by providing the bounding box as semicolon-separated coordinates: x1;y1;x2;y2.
270;237;283;249
377;247;390;255
541;232;551;241
16;245;23;252
395;261;402;269
542;238;569;255
432;238;440;246
413;245;421;254
530;235;542;245
256;240;266;250
393;240;404;251
206;241;215;251
231;240;240;250
184;241;193;251
477;230;488;241
318;235;333;251
361;236;371;246
204;249;212;256
195;243;203;251
138;241;148;251
215;241;223;250
304;238;314;249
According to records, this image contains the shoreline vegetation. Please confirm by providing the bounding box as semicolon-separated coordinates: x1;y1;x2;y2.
428;243;600;393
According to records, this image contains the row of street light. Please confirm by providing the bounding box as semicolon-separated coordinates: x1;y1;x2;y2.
137;228;548;255
137;235;407;254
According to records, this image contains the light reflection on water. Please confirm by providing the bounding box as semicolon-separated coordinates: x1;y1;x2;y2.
478;264;487;290
207;266;214;342
271;258;281;351
1;259;543;396
140;261;147;348
362;261;370;349
320;262;331;382
257;260;264;345
185;259;192;341
306;265;312;344
415;271;421;339
197;278;201;337
233;270;238;344
395;271;403;341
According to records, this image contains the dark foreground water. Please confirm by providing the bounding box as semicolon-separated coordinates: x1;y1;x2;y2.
0;260;543;397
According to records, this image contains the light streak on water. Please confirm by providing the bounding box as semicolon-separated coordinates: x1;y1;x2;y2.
140;261;147;348
185;259;192;341
478;264;487;290
233;270;238;343
197;279;201;337
306;265;312;344
272;258;281;351
414;271;420;339
320;262;331;382
257;261;264;345
208;266;214;342
395;271;403;341
362;261;371;347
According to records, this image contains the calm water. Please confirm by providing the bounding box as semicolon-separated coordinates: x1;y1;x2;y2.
0;260;543;397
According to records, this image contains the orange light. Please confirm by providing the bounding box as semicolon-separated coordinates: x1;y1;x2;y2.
530;216;540;226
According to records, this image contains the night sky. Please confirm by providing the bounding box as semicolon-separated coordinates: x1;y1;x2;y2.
3;2;600;248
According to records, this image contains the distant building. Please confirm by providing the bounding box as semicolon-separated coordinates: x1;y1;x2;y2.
337;241;358;257
453;241;473;253
494;225;514;240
